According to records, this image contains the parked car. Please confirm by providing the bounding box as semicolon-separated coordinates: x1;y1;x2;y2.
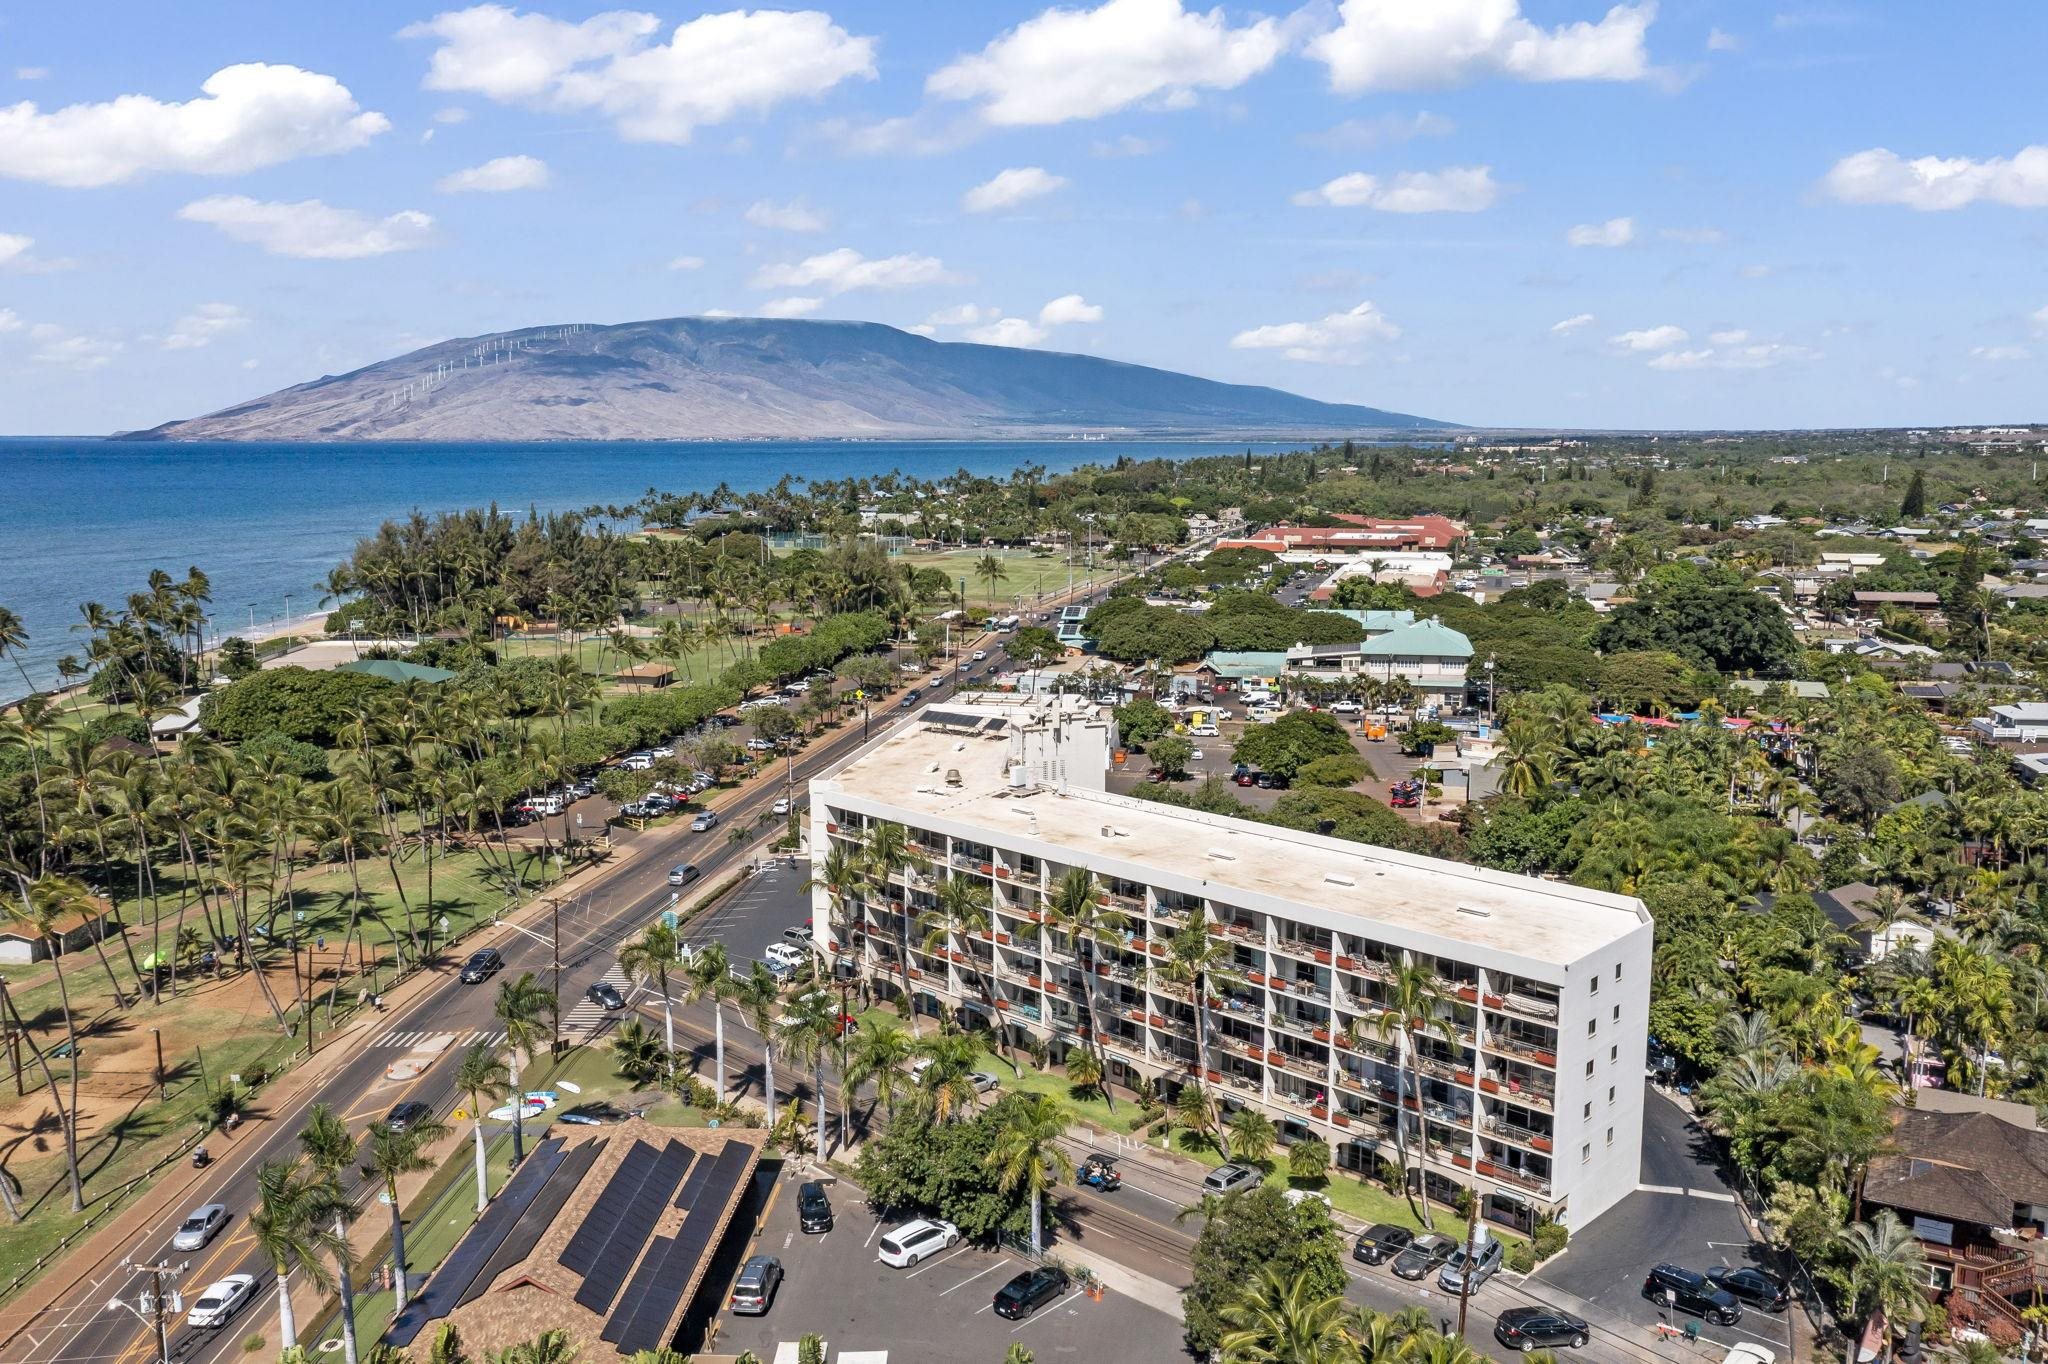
1201;1163;1263;1195
1494;1306;1590;1351
620;753;654;771
586;980;627;1011
764;943;805;970
1642;1263;1744;1325
772;796;791;815
172;1203;229;1251
992;1265;1070;1320
187;1275;256;1329
1440;1238;1506;1293
797;1181;833;1233
649;745;676;759
1352;1223;1414;1266
690;810;718;832
745;737;777;752
1391;1233;1458;1280
1707;1266;1789;1311
1234;770;1259;786
667;863;700;887
877;1217;959;1268
967;1071;1001;1095
382;1100;434;1133
458;948;504;984
728;1255;783;1315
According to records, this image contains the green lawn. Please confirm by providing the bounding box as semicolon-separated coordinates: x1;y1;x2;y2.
887;548;1103;612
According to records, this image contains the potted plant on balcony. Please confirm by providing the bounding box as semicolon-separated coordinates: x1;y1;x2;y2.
1313;947;1332;964
1530;1135;1553;1152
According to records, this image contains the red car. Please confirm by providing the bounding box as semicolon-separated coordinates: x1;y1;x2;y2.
1234;771;1258;786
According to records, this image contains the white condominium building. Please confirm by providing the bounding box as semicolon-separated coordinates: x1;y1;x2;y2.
807;697;1652;1231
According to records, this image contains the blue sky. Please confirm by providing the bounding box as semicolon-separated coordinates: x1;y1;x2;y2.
1;1;2044;433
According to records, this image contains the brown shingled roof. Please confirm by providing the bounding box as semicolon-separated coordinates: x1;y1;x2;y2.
1864;1107;2048;1229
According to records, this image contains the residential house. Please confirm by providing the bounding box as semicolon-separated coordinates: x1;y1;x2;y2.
1285;618;1474;705
1971;703;2048;743
1853;591;1944;614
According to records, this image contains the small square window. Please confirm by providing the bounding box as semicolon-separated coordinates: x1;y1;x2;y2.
1581;1143;1591;1164
1610;1045;1618;1063
1585;1060;1595;1077
1608;1085;1616;1103
1589;976;1599;994
1606;1126;1615;1146
1583;1102;1592;1119
1587;1019;1597;1036
1613;1005;1621;1023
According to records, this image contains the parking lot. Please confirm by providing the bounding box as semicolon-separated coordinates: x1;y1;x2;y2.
711;1171;1187;1364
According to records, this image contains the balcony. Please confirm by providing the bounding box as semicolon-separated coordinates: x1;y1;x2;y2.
1483;1074;1555;1111
1493;989;1561;1024
1271;936;1334;967
1483;1115;1555;1154
1476;1156;1551;1196
1484;1034;1559;1070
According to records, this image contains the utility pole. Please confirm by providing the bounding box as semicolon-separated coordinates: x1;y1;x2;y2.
1455;1192;1480;1340
105;1258;185;1364
150;1027;166;1101
550;897;563;1054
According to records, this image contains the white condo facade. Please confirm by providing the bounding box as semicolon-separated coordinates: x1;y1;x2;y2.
808;697;1652;1231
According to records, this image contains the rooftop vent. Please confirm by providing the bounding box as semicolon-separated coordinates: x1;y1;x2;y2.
1456;904;1493;918
1324;872;1356;887
1206;847;1236;861
944;768;962;787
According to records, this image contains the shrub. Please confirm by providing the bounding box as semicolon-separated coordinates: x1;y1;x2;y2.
78;712;152;747
238;731;332;779
1531;1217;1568;1261
1506;1240;1536;1274
1295;753;1369;788
199;666;392;746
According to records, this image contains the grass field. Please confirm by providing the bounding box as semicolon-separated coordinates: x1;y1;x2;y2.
885;547;1107;613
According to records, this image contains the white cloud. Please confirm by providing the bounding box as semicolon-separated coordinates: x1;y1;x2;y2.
1039;294;1104;325
405;4;877;144
1647;341;1820;370
436;154;550;192
2033;303;2048;333
963;166;1068;213
1307;0;1657;94
163;302;249;350
1706;27;1740;51
666;254;705;271
906;324;938;337
760;296;822;318
1550;312;1596;335
1739;263;1773;279
924;304;994;327
0;63;387;188
1230;299;1400;363
15;67;49;81
1609;324;1687;351
1567;215;1635;247
0;233;31;268
751;246;956;295
1970;344;2031;363
1707;328;1749;346
29;324;121;370
0;308;21;333
1661;226;1724;244
808;113;977;157
1302;110;1454;150
434;106;471;124
745;198;829;232
178;196;435;259
1091;134;1159;158
1292;166;1499;213
927;0;1285;126
1821;145;2048;210
966;316;1049;347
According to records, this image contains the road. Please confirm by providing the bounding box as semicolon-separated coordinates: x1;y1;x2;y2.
0;603;1097;1364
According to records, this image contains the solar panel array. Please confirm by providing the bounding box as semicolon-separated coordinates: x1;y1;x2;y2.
557;1140;656;1275
387;1137;575;1348
571;1140;694;1313
601;1140;756;1354
462;1139;603;1309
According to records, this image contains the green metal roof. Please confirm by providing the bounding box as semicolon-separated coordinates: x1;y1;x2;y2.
335;659;458;683
1199;650;1290;679
1331;609;1417;633
1357;618;1474;659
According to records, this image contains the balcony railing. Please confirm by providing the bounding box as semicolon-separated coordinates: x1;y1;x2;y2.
1494;991;1561;1023
1484;1035;1559;1069
1483;1116;1555;1153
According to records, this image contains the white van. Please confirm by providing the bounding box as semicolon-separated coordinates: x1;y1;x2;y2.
1248;705;1282;723
1189;723;1219;738
877;1218;960;1268
1242;688;1275;706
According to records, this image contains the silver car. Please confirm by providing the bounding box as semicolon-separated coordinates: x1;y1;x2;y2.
172;1203;228;1250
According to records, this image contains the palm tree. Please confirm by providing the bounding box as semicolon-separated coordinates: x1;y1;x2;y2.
683;942;737;1102
861;822;930;1033
845;1018;915;1128
911;1029;982;1122
779;986;842;1153
733;963;785;1126
1044;866;1128;1112
986;1093;1074;1256
611;1019;666;1086
297;1105;363;1364
366;1110;449;1315
1160;927;1235;1099
1217;1266;1355;1364
249;1157;342;1352
976;553;1009;610
1838;1211;1929;1362
5;872;89;1209
619;920;683;1077
1373;961;1450;1229
454;1043;508;1214
1227;1109;1277;1166
495;972;555;1162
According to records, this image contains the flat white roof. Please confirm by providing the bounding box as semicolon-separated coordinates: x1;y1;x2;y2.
816;705;1648;968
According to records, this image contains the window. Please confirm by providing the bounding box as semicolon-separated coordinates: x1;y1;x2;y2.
1587;1019;1597;1036
1613;1005;1621;1023
1585;1060;1595;1077
1606;1126;1615;1146
1610;1045;1618;1063
1581;1143;1591;1164
1615;963;1622;980
1589;976;1599;995
1608;1085;1616;1103
1582;1102;1592;1119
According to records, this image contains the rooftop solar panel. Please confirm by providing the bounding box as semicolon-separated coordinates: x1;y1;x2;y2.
557;1139;657;1274
572;1141;694;1313
460;1138;602;1309
924;709;981;728
387;1137;570;1348
603;1141;757;1354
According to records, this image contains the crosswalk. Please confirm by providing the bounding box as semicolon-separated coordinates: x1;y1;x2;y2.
560;966;634;1044
370;1028;507;1049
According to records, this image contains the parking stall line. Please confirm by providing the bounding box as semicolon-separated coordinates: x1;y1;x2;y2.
904;1244;977;1279
863;1222;884;1248
938;1259;1012;1296
1011;1289;1089;1332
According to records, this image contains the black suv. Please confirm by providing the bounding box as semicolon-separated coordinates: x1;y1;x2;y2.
1495;1306;1590;1351
797;1181;833;1234
1353;1223;1415;1266
1707;1266;1789;1311
1391;1233;1457;1281
1643;1263;1743;1325
992;1266;1069;1321
458;948;503;984
383;1100;433;1133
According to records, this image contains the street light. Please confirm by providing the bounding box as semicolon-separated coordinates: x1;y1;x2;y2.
1483;653;1496;730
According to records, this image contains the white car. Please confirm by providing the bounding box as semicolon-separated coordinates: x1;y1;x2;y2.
1189;724;1219;738
649;745;675;759
971;650;987;661
877;1217;960;1268
187;1275;256;1329
620;754;654;771
772;797;791;815
764;942;805;969
1722;1347;1776;1364
171;1202;229;1251
1190;748;1205;762
1330;701;1362;715
784;679;810;693
746;738;777;752
968;1071;1001;1095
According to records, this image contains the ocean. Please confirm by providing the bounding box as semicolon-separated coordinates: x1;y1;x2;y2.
0;437;1306;691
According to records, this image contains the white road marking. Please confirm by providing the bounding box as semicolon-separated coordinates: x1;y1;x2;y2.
863;1222;884;1248
904;1244;975;1279
1011;1289;1089;1332
938;1259;1012;1296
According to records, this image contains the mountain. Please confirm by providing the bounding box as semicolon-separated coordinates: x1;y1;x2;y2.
125;316;1449;441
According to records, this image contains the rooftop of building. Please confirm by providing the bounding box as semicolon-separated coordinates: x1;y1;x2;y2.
817;701;1647;966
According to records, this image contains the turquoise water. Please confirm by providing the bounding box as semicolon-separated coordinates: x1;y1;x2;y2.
0;437;1300;689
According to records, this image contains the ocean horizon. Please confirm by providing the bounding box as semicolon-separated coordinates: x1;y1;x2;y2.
0;436;1327;691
